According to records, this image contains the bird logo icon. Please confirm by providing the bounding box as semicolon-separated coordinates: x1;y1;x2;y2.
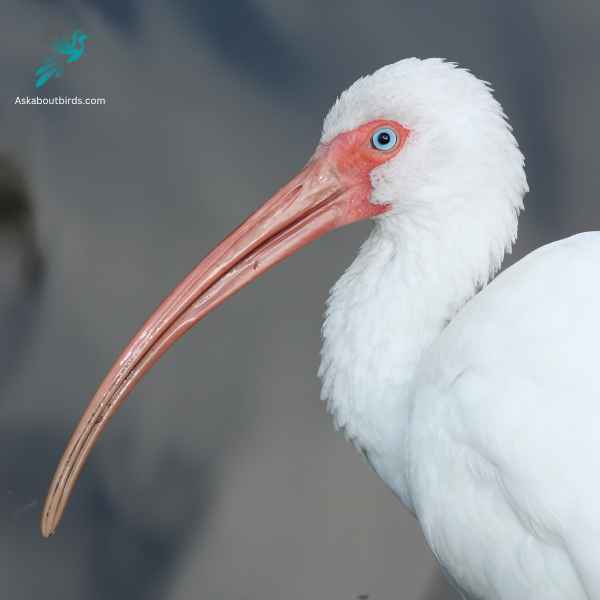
34;30;88;89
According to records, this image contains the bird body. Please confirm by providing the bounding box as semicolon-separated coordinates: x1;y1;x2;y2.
322;229;600;599
42;58;599;599
404;233;600;599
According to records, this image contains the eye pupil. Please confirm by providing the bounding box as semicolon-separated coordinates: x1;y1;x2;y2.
377;132;390;145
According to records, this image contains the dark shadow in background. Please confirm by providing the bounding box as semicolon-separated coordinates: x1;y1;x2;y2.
0;156;45;395
0;156;44;283
35;0;138;33
0;420;212;600
72;0;316;97
177;0;311;98
0;153;220;600
84;0;138;31
482;0;564;235
88;449;216;600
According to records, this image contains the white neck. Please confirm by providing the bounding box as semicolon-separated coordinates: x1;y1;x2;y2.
319;216;493;506
317;57;528;508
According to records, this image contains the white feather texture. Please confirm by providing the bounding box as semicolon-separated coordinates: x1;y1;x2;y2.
320;58;527;453
318;58;600;599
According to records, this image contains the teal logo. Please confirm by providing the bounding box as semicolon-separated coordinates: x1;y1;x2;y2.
35;30;88;89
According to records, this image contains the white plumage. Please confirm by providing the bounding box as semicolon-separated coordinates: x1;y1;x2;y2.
320;59;598;599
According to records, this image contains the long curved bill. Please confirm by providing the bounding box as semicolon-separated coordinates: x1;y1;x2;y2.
41;145;387;537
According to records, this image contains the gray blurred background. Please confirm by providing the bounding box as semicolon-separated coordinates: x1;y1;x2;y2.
0;1;598;598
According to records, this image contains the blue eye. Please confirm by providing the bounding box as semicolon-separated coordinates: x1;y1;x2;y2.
371;127;398;151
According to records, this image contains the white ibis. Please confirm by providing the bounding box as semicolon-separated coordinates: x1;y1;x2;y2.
42;57;597;599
